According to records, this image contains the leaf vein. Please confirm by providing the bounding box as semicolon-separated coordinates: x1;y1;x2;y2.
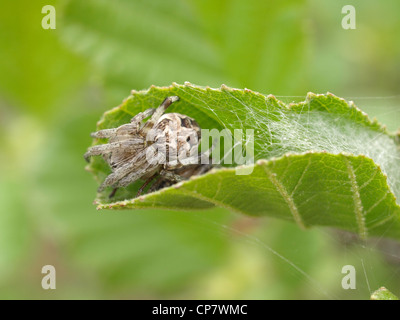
262;165;306;229
345;158;368;239
290;157;312;197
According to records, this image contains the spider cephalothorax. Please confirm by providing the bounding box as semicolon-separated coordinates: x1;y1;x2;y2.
84;96;212;197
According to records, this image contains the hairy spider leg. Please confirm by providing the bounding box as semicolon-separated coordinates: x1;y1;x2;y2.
98;149;152;191
117;160;159;188
95;102;175;191
159;169;183;182
130;108;156;129
147;170;184;194
136;175;158;197
84;139;143;162
148;175;165;193
90;108;156;139
90;128;117;139
141;96;180;134
108;187;118;198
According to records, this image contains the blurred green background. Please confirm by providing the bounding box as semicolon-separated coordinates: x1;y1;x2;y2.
0;0;399;299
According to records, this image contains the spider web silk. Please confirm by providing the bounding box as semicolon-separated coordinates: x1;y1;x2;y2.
182;86;400;203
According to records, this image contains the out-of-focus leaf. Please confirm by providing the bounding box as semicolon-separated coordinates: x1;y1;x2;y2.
0;0;87;118
59;0;310;104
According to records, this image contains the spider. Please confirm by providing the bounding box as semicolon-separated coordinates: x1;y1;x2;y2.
84;96;213;197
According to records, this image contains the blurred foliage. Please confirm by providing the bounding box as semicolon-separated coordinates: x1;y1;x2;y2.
0;0;399;299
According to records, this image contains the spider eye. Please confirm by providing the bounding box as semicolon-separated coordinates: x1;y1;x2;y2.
186;137;190;142
180;117;191;128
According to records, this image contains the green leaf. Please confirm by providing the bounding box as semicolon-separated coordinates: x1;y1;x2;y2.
86;83;400;240
371;287;399;300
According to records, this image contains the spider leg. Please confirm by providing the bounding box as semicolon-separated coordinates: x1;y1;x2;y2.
97;150;149;191
142;96;179;133
90;128;117;139
136;174;158;197
90;109;155;139
84;139;142;162
117;160;160;188
148;176;165;193
99;138;168;191
130;108;156;128
196;163;214;174
99;164;143;192
159;169;184;183
108;187;118;198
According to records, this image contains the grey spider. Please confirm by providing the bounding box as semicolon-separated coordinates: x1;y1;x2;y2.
84;96;213;197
